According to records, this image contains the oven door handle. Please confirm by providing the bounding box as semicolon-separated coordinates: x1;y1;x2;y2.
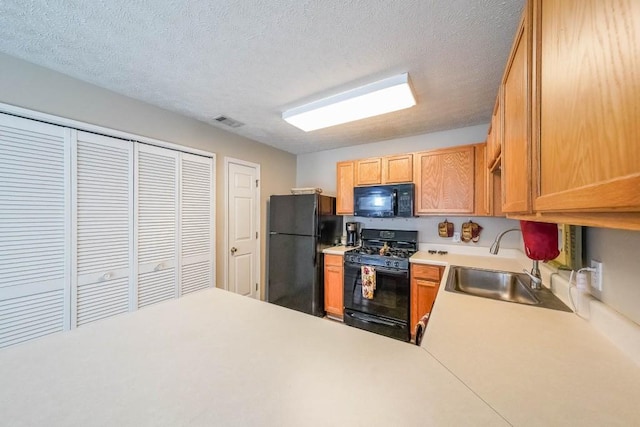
344;262;408;277
346;312;403;328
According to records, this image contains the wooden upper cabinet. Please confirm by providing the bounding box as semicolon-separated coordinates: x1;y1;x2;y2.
534;0;640;212
336;161;355;215
414;145;475;214
337;154;413;215
382;154;413;184
502;6;532;214
355;157;382;186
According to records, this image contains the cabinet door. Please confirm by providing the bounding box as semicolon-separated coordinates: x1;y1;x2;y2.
410;264;442;334
136;144;178;308
383;154;413;184
414;280;437;322
324;254;343;319
180;153;214;295
414;145;475;214
355;157;382;186
535;0;640;212
74;131;133;326
502;12;531;214
0;114;70;348
336;161;355;215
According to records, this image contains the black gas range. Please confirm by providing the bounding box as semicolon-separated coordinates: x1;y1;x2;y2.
343;229;418;342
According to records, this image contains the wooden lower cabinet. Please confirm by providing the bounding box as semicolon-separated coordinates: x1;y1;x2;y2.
324;254;344;320
409;264;444;337
410;263;444;337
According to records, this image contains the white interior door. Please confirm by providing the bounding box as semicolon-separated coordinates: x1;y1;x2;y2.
136;144;178;308
226;159;260;298
0;113;70;348
74;131;133;327
180;153;214;295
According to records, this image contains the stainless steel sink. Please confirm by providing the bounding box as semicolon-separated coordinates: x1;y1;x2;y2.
445;266;571;312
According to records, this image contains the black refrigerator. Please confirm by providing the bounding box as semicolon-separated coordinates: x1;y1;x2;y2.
267;194;342;317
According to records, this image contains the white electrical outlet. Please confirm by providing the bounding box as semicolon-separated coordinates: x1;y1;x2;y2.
590;260;603;291
452;232;461;243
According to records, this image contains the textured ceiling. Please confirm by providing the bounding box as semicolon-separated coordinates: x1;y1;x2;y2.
0;0;524;154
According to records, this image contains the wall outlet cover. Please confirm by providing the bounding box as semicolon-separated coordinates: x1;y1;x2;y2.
590;260;603;291
453;232;461;243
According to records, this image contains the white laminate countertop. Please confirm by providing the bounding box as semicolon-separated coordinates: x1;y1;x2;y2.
0;287;506;427
1;250;639;426
322;245;356;255
411;250;640;426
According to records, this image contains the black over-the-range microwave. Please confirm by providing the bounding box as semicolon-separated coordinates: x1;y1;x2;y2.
353;183;415;218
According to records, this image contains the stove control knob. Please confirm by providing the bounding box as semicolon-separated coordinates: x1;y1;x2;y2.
385;260;391;267
394;261;400;268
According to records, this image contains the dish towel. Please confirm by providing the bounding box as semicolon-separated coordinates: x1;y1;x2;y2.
414;313;430;346
361;265;376;299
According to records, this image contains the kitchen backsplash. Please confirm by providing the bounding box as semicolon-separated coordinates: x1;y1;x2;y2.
343;216;522;250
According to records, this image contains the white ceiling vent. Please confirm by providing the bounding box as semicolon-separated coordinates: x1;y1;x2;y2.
212;115;245;128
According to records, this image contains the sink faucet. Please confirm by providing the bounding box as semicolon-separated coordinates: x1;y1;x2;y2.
489;228;543;290
489;228;519;255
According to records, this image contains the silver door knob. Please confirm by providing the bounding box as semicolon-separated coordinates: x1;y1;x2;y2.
230;247;237;254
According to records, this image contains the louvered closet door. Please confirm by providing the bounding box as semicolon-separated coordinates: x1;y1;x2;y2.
74;131;133;326
136;144;178;308
0;113;70;348
180;153;214;295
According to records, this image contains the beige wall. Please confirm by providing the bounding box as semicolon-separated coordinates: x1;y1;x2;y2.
0;52;296;296
584;228;640;325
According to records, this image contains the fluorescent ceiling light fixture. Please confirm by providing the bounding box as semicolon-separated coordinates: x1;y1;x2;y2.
282;73;416;132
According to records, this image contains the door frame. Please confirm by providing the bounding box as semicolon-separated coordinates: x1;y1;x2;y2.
223;157;261;298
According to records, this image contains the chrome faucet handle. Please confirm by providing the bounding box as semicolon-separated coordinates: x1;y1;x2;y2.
522;269;543;290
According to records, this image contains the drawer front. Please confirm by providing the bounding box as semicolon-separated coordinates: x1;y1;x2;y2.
415;278;437;288
411;264;442;281
324;254;343;267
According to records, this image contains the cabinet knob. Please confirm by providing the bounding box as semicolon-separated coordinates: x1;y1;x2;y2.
230;247;238;254
102;272;112;281
154;263;164;271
